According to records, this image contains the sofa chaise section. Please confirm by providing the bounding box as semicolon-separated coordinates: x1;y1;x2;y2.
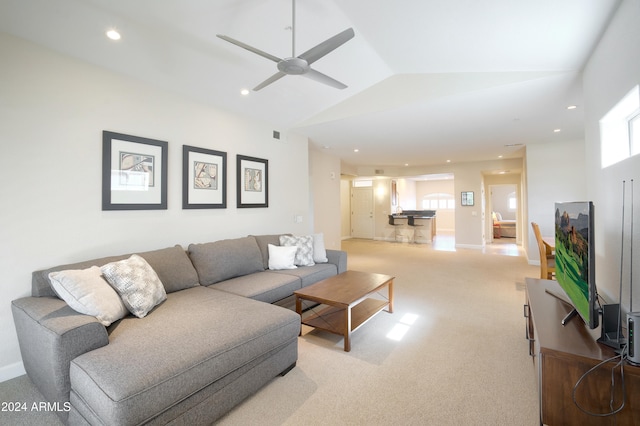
68;286;299;425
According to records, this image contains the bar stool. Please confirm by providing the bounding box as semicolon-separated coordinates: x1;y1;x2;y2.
389;215;403;242
407;216;423;243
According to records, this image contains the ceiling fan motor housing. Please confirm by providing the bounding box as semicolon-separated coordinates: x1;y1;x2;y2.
278;57;310;75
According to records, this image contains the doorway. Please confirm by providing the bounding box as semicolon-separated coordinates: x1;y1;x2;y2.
489;184;519;244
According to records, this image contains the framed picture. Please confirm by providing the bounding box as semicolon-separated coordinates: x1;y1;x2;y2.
236;155;268;208
461;191;474;206
102;131;168;210
182;145;227;209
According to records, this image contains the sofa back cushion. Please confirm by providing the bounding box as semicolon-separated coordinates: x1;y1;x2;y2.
188;237;264;285
251;234;289;270
32;245;200;297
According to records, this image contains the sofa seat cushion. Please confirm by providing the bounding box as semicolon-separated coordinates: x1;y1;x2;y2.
271;263;338;288
69;286;300;426
209;271;301;304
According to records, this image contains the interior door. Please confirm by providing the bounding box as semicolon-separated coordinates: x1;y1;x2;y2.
351;187;374;239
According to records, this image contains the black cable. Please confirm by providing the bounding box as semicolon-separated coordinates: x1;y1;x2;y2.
572;345;627;417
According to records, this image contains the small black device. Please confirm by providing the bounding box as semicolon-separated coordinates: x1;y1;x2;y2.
628;312;640;365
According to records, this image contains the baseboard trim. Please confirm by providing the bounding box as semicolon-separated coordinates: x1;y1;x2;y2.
0;361;25;383
455;243;484;250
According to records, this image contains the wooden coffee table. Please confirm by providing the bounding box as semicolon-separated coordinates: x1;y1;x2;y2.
294;270;394;352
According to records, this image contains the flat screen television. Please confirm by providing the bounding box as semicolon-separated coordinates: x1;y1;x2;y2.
554;201;599;329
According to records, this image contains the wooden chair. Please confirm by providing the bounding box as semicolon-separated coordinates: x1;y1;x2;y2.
531;222;555;279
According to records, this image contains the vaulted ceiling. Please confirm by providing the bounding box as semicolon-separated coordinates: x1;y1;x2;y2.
0;0;621;169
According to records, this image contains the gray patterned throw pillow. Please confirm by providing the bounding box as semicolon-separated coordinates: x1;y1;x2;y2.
279;235;315;266
101;254;167;318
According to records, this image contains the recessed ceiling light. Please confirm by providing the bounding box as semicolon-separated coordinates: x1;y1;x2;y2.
404;163;409;167
446;159;451;163
106;29;121;40
240;89;250;96
554;128;561;133
353;149;359;153
567;105;577;110
498;155;503;159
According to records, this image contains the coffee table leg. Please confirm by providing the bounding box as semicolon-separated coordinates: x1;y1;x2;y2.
295;296;302;336
388;280;394;313
344;307;351;352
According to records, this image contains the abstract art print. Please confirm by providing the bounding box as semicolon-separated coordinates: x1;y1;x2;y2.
182;145;227;209
102;131;167;210
237;155;268;208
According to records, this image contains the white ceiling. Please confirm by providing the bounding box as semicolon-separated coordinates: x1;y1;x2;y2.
0;0;621;169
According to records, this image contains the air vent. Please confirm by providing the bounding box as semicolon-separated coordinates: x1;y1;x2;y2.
273;131;280;140
375;169;384;175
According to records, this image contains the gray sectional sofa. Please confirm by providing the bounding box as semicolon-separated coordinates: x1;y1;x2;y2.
11;234;347;425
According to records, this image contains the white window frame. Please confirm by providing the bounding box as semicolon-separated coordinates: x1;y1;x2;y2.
600;85;640;168
422;193;455;210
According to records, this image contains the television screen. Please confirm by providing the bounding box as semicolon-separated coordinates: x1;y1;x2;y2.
554;201;599;329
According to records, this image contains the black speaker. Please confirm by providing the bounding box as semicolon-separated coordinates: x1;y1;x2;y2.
628;312;640;365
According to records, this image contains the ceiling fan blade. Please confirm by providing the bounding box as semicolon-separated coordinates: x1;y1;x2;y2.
298;28;355;65
303;68;347;89
216;34;282;63
253;71;287;91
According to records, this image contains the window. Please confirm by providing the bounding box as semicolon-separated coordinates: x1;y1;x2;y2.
600;85;640;168
422;193;454;210
353;180;372;187
630;112;640;156
509;197;517;210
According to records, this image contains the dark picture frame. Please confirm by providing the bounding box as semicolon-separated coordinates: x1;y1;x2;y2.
461;191;474;206
182;145;227;209
236;155;268;208
102;131;168;210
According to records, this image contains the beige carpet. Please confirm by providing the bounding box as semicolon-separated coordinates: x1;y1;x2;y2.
0;238;540;425
218;238;539;425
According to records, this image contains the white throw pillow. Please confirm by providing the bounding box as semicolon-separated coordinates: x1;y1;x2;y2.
312;233;328;263
268;244;298;270
279;235;315;266
48;266;128;326
101;254;167;318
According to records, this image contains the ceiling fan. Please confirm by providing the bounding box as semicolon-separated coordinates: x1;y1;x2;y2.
216;0;354;91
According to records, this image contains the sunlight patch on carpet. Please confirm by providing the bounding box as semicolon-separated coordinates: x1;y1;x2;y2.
386;313;419;341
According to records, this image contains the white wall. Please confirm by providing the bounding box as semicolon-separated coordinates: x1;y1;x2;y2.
309;147;342;249
0;34;313;380
525;140;587;264
340;178;351;239
491;185;516;220
583;0;640;309
396;178;417;211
